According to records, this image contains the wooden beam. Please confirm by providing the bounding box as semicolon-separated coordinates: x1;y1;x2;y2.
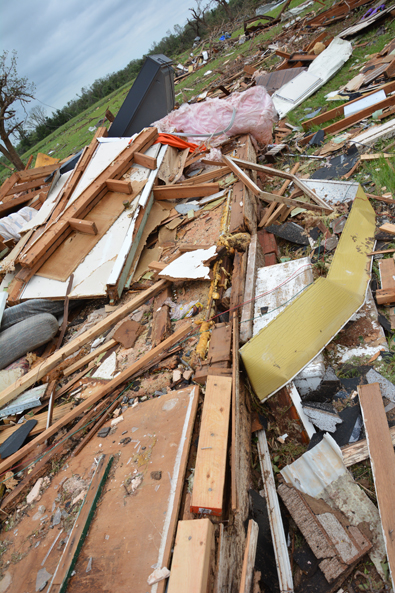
153;183;219;200
239;519;259;593
0;321;192;476
63;338;118;377
0;279;169;408
190;375;232;516
179;166;231;185
68;218;98;235
358;383;395;587
4;176;48;196
133;151;157;170
105;179;133;194
17;163;59;181
167;519;214;593
18;127;157;270
0;173;20;201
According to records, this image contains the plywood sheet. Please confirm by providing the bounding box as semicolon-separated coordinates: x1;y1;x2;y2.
241;186;375;401
3;387;199;593
37;181;146;282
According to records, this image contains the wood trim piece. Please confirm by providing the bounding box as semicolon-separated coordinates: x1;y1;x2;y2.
68;218;98;235
240;234;258;345
342;425;395;466
190;375;232;516
167;519;215;593
358;383;395;587
153;183;220;200
0;279;169;407
133;151;157;169
257;430;294;593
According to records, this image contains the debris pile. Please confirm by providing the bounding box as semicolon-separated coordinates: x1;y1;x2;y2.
1;1;395;591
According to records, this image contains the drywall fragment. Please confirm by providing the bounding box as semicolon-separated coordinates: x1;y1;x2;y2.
111;415;124;427
36;568;52;592
159;246;216;281
92;352;117;380
241;188;375;402
302;402;343;432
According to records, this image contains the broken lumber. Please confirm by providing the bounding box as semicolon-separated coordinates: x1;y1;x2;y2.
342;425;395;466
0;321;192;476
240;234;259;344
190;375;232;516
68;218;98;235
358;383;395;587
133;151;157;170
153;183;219;200
0;279;169;408
105;179;133;194
63;339;118;377
278;482;372;582
167;519;214;593
376;258;395;305
257;430;294;592
151;286;172;348
239;519;259;593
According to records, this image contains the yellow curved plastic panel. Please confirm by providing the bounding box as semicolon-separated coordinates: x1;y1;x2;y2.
240;188;375;401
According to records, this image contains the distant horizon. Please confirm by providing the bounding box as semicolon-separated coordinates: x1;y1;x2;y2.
0;0;192;121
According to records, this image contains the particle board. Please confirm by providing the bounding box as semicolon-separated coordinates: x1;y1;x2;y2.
358;383;395;588
167;519;214;593
190;375;232;516
36;181;147;282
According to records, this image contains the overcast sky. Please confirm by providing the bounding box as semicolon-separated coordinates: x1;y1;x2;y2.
1;0;192;119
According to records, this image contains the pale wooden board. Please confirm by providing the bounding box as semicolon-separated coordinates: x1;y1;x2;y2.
190;375;232;515
5;387;199;593
239;519;259;593
167;519;214;593
37;182;146;282
379;258;395;290
358;383;395;587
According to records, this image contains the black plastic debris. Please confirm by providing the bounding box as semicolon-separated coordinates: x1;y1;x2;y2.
265;222;309;246
0;419;37;459
308;129;324;147
311;145;359;180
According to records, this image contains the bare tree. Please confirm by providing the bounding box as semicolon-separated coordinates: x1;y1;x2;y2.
27;105;47;131
211;0;232;20
0;51;35;170
187;0;209;36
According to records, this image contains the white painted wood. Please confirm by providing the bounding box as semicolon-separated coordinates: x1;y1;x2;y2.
257;430;294;593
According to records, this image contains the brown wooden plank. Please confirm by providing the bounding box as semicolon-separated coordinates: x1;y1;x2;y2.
239;519;259;593
167;519;215;593
190;375;232;516
379;258;395;290
380;223;395;235
105;179;133;194
0;279;169;408
133;151;157;169
153;183;219;200
17;163;59;181
151;286;172;347
179;166;231;185
207;322;232;364
358;383;395;587
376;288;395;305
4;176;49;196
68;218;98;235
240;234;259;344
18;127;157;270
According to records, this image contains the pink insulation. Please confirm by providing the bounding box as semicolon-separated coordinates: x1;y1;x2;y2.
152;86;277;146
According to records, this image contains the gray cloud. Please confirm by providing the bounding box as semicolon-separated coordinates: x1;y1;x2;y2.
1;0;191;117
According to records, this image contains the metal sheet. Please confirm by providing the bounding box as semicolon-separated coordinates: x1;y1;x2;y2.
343;89;386;118
302;179;359;203
240;186;375;401
0;383;47;418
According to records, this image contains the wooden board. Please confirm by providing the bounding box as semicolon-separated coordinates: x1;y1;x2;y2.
239;519;259;593
342;425;395;467
207;322;232;364
153;183;219;200
151;286;172;348
167;519;214;593
380;223;395;235
105;179;133;194
157;146;189;185
69;219;98;235
358;383;395;587
4;387;199;593
37;182;146;282
113;319;143;348
240;234;259;344
190;375;232;516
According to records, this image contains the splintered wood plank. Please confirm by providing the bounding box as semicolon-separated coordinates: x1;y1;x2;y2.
240;234;258;344
167;519;214;593
358;383;395;587
207;322;232;364
151;286;172;347
239;519;259;593
342;425;395;467
190;375;232;516
63;339;118;377
376;258;395;304
153;183;219;200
